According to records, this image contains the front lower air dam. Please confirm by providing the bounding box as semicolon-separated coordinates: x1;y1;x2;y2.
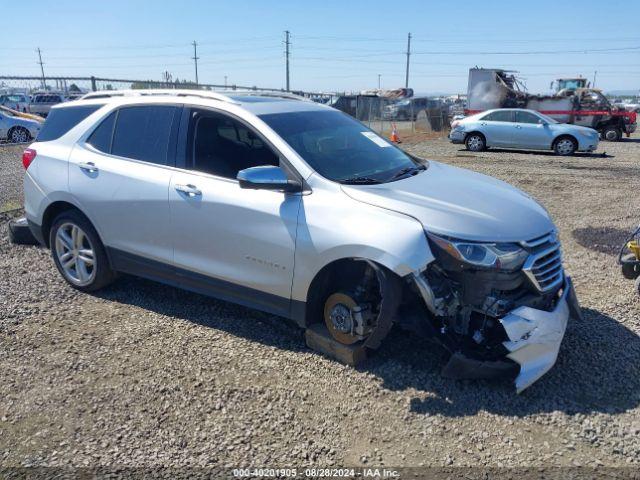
500;276;580;393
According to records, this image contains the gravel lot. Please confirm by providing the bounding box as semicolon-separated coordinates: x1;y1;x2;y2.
1;137;640;473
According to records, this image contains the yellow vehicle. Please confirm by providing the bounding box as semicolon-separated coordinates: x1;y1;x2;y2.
0;105;44;123
619;225;640;295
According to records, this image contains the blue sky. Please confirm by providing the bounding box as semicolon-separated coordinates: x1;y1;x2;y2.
1;0;639;94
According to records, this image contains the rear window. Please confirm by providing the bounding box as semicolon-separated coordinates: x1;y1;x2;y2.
37;105;103;142
111;106;177;164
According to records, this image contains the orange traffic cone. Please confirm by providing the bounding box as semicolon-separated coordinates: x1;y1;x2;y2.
390;123;400;143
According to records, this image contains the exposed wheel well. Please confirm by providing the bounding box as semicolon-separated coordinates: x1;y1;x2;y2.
41;201;88;247
303;258;402;329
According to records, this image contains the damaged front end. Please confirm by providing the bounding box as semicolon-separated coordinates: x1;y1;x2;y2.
403;230;581;393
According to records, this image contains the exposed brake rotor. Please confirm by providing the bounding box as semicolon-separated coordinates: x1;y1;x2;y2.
323;292;361;345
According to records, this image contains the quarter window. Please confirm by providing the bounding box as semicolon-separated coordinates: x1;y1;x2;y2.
111;106;177;165
187;109;279;179
86;111;116;153
515;111;542;124
482;110;514;122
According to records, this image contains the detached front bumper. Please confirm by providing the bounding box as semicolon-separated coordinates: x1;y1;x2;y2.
436;276;580;393
448;130;465;144
500;276;579;392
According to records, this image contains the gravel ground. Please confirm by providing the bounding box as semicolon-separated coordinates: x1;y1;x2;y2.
0;145;24;212
1;138;639;473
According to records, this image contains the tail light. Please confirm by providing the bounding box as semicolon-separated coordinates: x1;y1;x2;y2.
22;148;37;170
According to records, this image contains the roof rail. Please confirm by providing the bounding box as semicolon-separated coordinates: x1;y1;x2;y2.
230;90;312;102
80;89;239;104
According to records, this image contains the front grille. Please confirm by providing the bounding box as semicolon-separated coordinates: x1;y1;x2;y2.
522;232;564;293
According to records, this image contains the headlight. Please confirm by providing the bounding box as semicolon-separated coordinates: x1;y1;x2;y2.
428;233;529;271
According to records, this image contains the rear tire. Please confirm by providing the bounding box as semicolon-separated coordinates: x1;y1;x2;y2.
602;126;622;142
465;133;486;152
553;136;577;156
49;210;116;292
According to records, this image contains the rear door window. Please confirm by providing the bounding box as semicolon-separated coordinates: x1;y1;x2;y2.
482;110;514;122
37;104;103;142
111;105;177;165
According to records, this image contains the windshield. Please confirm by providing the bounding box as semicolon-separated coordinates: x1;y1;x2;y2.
259;110;424;183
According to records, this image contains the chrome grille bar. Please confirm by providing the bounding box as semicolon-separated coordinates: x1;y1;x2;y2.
522;234;564;293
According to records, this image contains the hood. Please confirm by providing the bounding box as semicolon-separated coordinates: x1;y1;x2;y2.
341;161;554;243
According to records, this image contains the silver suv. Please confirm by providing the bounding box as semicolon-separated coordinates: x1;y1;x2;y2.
22;90;581;392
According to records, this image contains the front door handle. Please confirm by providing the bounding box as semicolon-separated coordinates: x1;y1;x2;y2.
175;184;202;197
79;161;98;173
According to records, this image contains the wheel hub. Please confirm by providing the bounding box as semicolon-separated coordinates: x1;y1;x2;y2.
324;292;361;345
329;303;352;333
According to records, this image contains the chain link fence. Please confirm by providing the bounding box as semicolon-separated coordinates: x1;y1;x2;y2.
328;94;451;138
1;75;451;142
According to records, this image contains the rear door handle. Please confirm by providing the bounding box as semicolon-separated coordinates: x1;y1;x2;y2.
78;162;98;173
175;184;202;197
515;125;522;129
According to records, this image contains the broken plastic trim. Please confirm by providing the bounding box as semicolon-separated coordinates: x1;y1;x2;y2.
411;269;580;393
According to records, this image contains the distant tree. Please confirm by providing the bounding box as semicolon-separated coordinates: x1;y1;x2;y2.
68;83;81;92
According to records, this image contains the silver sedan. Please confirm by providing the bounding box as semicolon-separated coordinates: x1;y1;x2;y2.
449;108;599;155
0;106;42;143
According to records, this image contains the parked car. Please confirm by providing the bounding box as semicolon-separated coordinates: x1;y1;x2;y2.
383;97;437;120
21;90;581;392
449;108;599;155
0;93;30;112
29;93;65;117
0;106;42;143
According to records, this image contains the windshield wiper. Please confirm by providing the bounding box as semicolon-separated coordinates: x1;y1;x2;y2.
340;176;382;185
388;165;426;181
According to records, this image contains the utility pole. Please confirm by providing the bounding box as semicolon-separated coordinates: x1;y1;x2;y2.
284;30;291;91
593;70;597;88
192;41;199;85
224;75;228;89
36;48;46;89
378;74;381;89
404;33;411;89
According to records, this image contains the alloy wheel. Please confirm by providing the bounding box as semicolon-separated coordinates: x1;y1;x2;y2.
10;128;28;143
556;139;575;155
54;222;96;286
467;135;484;151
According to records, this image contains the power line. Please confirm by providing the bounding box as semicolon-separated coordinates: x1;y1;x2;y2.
192;41;199;85
412;46;640;55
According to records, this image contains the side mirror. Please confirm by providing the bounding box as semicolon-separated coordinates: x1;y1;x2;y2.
237;165;302;193
538;119;548;126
